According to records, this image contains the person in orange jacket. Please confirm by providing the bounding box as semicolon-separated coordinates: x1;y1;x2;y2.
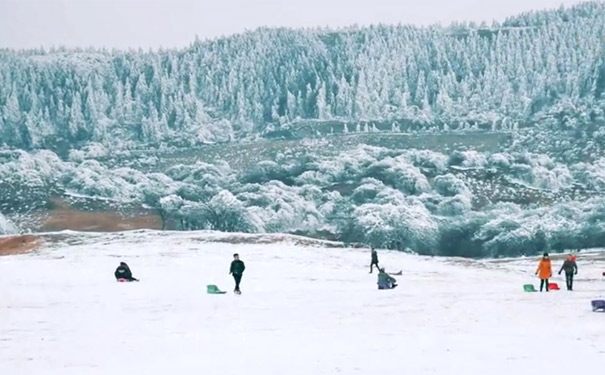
535;252;552;292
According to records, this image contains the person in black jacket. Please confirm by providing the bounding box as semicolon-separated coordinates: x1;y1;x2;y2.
115;262;139;282
370;248;380;273
558;254;578;291
229;253;245;294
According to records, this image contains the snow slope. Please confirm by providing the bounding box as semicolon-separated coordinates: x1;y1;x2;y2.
1;231;604;375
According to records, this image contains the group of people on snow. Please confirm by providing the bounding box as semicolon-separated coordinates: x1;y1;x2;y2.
112;247;588;294
373;248;583;292
113;254;246;293
535;252;578;291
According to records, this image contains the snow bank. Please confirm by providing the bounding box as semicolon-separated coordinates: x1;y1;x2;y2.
2;231;604;374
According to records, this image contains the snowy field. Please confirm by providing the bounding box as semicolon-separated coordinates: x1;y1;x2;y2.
1;230;605;375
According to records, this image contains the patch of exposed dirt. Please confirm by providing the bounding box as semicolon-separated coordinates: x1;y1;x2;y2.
39;207;163;232
0;235;40;256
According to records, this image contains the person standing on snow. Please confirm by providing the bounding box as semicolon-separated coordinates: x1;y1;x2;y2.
558;254;578;291
377;268;397;289
535;253;552;292
229;253;245;294
115;262;139;282
370;248;380;273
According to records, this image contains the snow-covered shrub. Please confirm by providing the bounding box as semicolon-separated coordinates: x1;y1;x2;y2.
68;142;108;163
351;178;385;204
352;200;438;254
572;158;605;192
482;226;548;258
61;160;140;201
405;150;448;176
363;156;430;194
0;213;18;235
0;150;69;212
139;173;180;204
294;170;331;186
438;215;487;258
487;153;514;170
448;150;487;169
507;156;573;191
531;165;573;191
0;150;67;188
236;181;322;233
160;191;261;232
166;161;232;185
198;190;260;232
321;146;382;183
433;174;470;197
437;194;472;216
240;160;293;185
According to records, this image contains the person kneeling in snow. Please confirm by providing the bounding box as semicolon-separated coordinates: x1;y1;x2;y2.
377;268;397;290
115;262;139;282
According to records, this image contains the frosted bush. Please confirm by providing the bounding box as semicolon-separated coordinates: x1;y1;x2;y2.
165;162;232;191
320;145;382;182
531;165;573;191
487;153;514;169
294;170;331;186
405;150;448;176
351;178;385;204
68;142;108;163
0;213;18;235
364;156;430;194
433;174;470;197
374;187;407;205
241;160;291;184
437;194;472;216
353;200;438;254
236;181;322;233
572;158;605;192
62;161;153;201
448;150;487;168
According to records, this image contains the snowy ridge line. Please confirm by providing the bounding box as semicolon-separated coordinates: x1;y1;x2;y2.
14;229;349;249
485;248;605;263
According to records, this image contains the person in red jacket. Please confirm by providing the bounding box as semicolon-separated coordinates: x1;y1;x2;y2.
535;253;552;292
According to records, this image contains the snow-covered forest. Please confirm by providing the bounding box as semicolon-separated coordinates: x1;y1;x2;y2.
1;2;604;149
2;145;605;257
1;2;605;257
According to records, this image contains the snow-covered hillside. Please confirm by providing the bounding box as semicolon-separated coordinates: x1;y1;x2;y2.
1;231;604;375
1;2;604;149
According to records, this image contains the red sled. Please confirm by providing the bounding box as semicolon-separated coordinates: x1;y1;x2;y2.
548;283;560;290
117;278;130;282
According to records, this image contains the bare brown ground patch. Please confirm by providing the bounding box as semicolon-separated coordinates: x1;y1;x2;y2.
0;235;40;256
39;207;163;233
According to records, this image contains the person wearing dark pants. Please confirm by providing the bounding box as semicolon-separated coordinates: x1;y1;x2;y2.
370;248;379;273
229;253;245;294
558;254;578;291
535;253;552;292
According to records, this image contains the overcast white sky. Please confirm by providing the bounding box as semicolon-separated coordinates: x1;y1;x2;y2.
0;0;589;50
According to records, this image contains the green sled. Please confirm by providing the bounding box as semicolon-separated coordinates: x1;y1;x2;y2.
523;284;537;292
207;284;227;294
